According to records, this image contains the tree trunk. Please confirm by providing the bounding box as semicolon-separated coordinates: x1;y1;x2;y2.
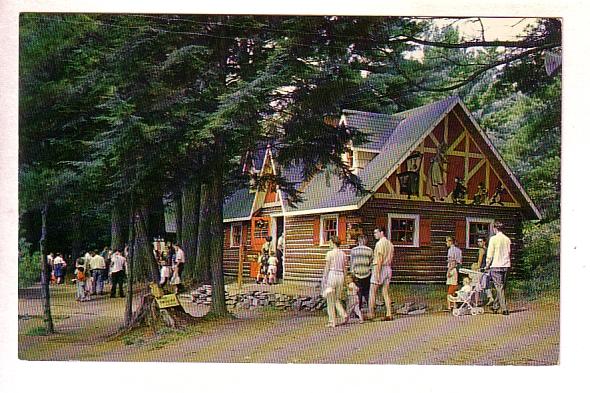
124;201;135;328
111;200;127;252
70;211;82;261
39;203;55;334
131;200;159;282
194;182;212;284
207;164;229;318
173;193;183;244
181;180;200;282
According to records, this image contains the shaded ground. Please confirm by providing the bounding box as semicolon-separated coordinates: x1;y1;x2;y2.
18;280;559;365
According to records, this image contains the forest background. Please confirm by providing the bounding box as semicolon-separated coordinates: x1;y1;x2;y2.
2;0;588;392
17;15;560;310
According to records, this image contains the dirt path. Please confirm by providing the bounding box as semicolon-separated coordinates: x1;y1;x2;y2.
18;283;560;365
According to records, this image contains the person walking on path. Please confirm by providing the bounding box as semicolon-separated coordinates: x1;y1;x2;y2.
349;234;372;310
321;236;348;328
344;274;364;323
485;221;511;315
109;250;127;298
88;250;106;295
74;266;88;302
53;253;67;284
173;243;185;292
367;227;394;321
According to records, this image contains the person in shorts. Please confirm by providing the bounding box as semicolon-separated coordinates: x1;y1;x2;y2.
367;227;394;321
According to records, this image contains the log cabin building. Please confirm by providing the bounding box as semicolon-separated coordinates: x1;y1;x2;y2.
222;96;541;283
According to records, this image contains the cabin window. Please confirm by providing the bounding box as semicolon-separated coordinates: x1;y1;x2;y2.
466;217;494;248
230;223;242;248
320;214;339;246
388;213;419;247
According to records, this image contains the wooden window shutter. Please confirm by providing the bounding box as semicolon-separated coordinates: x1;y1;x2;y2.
312;216;321;245
419;218;432;246
375;216;387;232
338;215;347;244
455;220;467;248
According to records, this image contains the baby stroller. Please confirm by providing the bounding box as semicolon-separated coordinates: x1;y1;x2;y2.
449;268;487;316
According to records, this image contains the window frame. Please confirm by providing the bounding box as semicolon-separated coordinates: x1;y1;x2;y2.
466;217;495;249
230;223;243;248
387;213;420;248
319;214;339;246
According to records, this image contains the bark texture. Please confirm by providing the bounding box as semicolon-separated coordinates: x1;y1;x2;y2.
207;164;229;317
40;203;55;333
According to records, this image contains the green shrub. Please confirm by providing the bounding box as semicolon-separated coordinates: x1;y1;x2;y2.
18;238;42;289
516;220;560;299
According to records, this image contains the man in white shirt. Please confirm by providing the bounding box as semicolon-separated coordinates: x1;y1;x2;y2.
174;243;186;292
368;227;394;321
485;221;511;315
109;250;127;298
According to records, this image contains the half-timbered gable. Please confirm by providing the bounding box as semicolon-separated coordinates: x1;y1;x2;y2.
223;96;540;283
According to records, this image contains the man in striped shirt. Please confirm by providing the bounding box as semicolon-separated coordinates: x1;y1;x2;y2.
485;221;511;315
349;235;373;310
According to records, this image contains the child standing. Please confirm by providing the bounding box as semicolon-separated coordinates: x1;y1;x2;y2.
267;251;278;285
75;266;88;301
446;260;458;310
345;274;364;323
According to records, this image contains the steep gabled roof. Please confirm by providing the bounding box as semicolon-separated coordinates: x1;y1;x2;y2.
282;96;460;214
223;96;541;221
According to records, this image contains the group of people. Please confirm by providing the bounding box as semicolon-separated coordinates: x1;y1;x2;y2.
321;227;394;328
46;247;129;302
445;221;512;315
255;234;284;285
154;243;186;293
75;248;129;301
321;220;513;327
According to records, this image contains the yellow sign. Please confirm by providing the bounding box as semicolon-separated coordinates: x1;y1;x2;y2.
156;294;180;309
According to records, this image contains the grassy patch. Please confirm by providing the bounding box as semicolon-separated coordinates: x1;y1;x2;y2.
25;325;49;336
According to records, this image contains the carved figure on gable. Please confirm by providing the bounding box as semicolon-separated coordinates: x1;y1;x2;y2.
471;182;488;205
425;142;448;201
451;177;467;204
489;183;506;206
396;152;422;199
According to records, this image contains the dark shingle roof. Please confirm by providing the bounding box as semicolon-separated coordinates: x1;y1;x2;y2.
223;188;255;220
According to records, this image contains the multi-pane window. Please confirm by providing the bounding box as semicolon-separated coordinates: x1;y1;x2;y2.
388;214;419;247
320;215;338;245
467;218;494;248
230;224;242;247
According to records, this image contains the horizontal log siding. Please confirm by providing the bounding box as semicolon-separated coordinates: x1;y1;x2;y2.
222;221;257;277
361;198;524;283
283;214;353;282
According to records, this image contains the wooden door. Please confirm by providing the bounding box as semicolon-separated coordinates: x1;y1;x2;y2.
251;217;271;252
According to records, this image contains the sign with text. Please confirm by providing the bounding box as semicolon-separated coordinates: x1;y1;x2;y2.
155;294;180;309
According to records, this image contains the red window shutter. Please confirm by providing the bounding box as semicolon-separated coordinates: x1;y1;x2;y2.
312;216;321;245
455;220;466;248
375;216;387;233
338;215;347;244
419;218;432;246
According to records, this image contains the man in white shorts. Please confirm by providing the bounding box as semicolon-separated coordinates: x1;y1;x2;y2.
367;227;394;321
